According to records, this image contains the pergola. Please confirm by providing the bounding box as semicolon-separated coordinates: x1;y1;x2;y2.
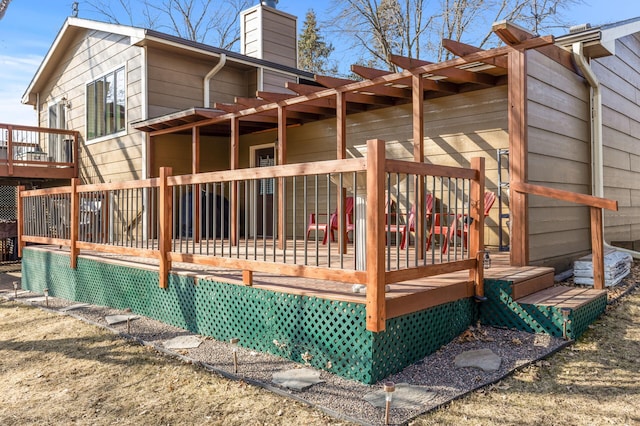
133;21;581;269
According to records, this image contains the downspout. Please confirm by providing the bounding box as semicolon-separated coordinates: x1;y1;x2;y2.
204;54;226;108
572;42;640;259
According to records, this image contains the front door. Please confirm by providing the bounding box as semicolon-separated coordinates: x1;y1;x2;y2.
255;147;274;237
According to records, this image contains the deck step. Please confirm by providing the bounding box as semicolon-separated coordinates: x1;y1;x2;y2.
481;274;608;340
516;286;605;309
510;269;554;300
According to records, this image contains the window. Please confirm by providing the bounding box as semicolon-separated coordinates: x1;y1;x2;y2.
86;67;125;140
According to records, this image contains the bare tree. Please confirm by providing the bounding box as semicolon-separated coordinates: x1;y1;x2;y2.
83;0;251;50
440;0;582;60
0;0;13;20
331;0;582;67
330;0;435;71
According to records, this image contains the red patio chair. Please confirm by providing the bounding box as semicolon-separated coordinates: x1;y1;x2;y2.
455;191;497;249
306;196;354;244
426;212;458;254
387;193;434;249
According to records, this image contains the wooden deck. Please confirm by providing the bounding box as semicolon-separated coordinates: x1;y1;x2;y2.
31;244;554;320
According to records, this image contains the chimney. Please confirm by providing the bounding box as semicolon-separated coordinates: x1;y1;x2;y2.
240;1;297;68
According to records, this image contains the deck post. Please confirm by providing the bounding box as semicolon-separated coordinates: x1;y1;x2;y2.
158;167;173;289
73;131;80;178
366;139;387;332
242;270;253;286
70;178;79;269
230;117;239;246
412;73;425;259
336;92;349;254
508;49;529;266
192;127;201;243
17;185;25;258
468;157;485;298
590;206;605;290
277;106;287;250
7;125;13;175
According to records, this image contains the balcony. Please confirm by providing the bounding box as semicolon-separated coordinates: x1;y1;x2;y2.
0;123;78;180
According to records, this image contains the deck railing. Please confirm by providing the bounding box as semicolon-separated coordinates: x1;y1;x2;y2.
17;139;486;331
0;123;78;178
511;181;619;290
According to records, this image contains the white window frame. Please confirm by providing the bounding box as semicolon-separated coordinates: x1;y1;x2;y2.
84;64;127;144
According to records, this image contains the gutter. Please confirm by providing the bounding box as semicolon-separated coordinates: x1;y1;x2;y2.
571;42;640;259
204;54;226;108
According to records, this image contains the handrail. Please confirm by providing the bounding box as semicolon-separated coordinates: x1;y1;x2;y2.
511;181;618;290
0;122;79;136
511;182;618;211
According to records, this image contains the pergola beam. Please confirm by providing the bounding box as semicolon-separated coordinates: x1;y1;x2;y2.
315;74;411;100
492;21;577;74
389;54;497;86
351;64;459;94
442;39;509;69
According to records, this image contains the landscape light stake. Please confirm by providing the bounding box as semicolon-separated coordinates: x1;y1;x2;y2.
13;281;18;298
561;308;571;340
230;338;240;373
383;381;395;425
43;288;49;307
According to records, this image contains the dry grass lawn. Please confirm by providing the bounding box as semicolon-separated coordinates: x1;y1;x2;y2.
0;302;347;425
415;287;640;425
1;280;639;425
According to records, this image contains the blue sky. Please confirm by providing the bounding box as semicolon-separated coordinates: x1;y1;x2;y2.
1;0;639;126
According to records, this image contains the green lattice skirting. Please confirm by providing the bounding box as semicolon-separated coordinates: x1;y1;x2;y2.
480;279;607;340
21;248;476;384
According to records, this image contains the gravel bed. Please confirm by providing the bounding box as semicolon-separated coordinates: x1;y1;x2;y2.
3;284;569;425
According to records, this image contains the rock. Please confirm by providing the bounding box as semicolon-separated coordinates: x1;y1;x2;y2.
363;383;436;409
454;348;501;372
272;368;324;391
104;314;139;325
163;335;202;349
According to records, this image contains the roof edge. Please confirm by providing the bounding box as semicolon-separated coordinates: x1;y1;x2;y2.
22;17;147;105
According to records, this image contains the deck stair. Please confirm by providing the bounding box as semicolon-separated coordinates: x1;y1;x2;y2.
481;266;607;340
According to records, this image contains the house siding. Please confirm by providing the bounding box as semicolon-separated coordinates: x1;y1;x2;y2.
233;86;509;244
594;33;640;243
526;50;591;269
36;28;143;184
147;49;250;118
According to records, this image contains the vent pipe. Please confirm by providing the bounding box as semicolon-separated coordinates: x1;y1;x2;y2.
261;0;278;8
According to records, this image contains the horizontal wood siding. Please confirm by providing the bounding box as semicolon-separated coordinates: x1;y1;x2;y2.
262;69;297;94
152;134;230;177
147;49;249;116
242;8;261;58
260;8;297;68
526;50;590;269
235;86;508;244
37;29;143;184
594;33;640;243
